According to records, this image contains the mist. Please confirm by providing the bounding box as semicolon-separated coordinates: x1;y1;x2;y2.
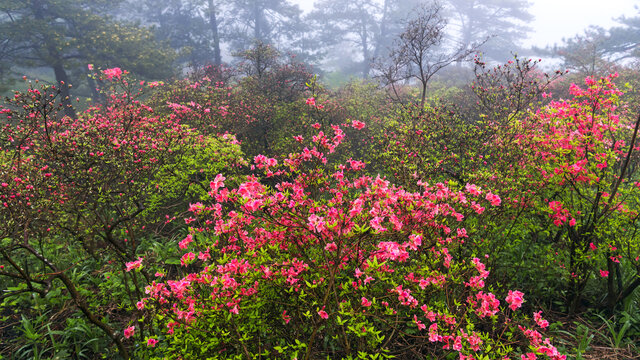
3;1;640;359
1;0;639;93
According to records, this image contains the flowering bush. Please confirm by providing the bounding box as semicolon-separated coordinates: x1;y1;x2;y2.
377;61;640;315
10;62;636;358
132;114;564;359
0;69;243;358
505;73;640;311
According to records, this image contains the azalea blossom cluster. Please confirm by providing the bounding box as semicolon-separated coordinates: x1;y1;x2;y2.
128;108;564;359
510;74;638;299
0;68;242;359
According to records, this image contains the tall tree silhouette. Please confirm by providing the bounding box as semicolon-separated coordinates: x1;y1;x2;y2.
444;0;533;62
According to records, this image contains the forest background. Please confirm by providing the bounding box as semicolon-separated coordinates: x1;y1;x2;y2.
1;0;640;359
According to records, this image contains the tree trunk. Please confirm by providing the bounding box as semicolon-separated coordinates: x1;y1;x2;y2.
208;0;222;66
32;0;76;118
361;19;370;78
254;2;263;42
420;81;427;111
606;256;616;310
52;63;76;119
372;0;390;61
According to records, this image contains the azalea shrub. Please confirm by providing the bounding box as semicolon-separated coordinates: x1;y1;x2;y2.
376;61;640;315
456;72;640;313
497;73;640;312
147;44;318;159
0;69;243;358
4;57;640;359
129;117;565;359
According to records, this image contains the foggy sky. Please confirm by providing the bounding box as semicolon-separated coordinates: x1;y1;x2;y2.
293;0;639;48
528;0;638;47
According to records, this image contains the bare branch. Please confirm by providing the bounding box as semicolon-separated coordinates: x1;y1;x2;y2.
373;2;483;110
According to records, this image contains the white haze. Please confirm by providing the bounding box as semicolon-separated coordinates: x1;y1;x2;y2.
528;0;638;47
293;0;639;48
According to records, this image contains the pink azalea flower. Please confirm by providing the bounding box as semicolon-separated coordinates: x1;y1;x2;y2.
351;120;365;130
486;192;501;206
123;326;135;339
125;257;143;272
103;67;123;80
453;335;463;351
505;290;525;311
178;234;193;249
475;291;500;317
307;214;326;233
600;270;609;278
282;310;291;324
147;338;158;347
465;183;482;196
180;252;195;266
428;323;439;342
318;309;329;319
324;242;337;252
534;311;549;328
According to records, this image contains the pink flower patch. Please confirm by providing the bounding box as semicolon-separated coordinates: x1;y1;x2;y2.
123;326;135;339
318;309;329;319
505;290;525;311
485;192;501;206
600;270;609;278
351;120;365;130
125;257;143;272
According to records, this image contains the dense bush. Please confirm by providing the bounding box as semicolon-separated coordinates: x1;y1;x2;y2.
132;119;563;360
2;58;639;359
0;69;243;359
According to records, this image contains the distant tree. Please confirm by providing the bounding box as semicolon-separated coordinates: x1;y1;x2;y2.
120;0;223;67
228;41;314;155
120;0;310;67
308;0;422;78
0;0;175;116
444;0;533;62
207;0;223;65
375;2;481;109
547;27;616;77
309;0;377;78
600;7;640;61
225;0;305;53
545;6;640;77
